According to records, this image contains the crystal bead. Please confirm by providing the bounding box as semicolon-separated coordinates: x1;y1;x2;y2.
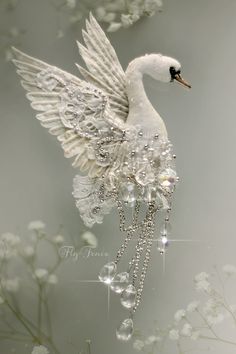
110;272;129;294
160;221;171;236
116;318;134;341
157;235;169;254
156;191;170;209
158;168;177;192
121;284;136;308
120;182;137;206
98;262;117;284
143;185;157;202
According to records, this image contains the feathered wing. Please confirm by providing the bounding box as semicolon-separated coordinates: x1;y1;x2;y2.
76;13;129;122
12;15;130;226
12;47;127;178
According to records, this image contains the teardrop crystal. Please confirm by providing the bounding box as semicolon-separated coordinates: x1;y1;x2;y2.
116;318;134;341
110;272;129;294
121;284;136;308
157;235;169;254
120;182;137;206
98;262;117;284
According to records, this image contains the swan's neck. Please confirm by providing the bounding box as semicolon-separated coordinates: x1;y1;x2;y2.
125;55;167;138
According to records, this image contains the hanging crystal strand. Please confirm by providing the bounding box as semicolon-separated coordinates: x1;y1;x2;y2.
132;218;155;314
129;202;157;283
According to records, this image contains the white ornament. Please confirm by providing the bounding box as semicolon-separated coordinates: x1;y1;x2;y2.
12;13;190;341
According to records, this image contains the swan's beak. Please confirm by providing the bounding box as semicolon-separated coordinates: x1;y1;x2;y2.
174;74;191;89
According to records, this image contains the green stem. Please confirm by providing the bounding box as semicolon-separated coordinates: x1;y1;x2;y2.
200;335;236;346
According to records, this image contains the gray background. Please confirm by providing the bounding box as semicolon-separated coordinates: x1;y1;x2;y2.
0;0;236;353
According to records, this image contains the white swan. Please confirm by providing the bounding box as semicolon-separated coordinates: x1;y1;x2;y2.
12;13;191;341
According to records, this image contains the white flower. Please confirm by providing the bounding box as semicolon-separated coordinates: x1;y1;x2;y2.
133;339;145;351
145;335;160;345
187;300;200;313
2;278;19;293
194;272;209;282
47;274;58;285
34;268;49;282
191;331;200;340
0;233;20;259
195;279;211;293
28;221;45;232
66;0;76;9
102;12;116;23
206;313;224;326
121;14;135;28
53;235;64;245
222;264;236;276
107;22;122;32
95;7;107;21
81;231;98;248
32;345;49;354
174;309;186;323
23;245;35;258
169;329;179;341
181;323;192;337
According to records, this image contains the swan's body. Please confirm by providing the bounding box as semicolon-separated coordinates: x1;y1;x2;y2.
12;14;188;227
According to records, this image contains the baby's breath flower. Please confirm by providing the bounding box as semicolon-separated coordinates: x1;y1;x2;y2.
181;323;192;337
66;0;76;9
81;231;98;248
47;274;58;285
194;272;209;282
206;313;224;326
23;245;35;258
53;234;64;245
28;221;45;232
95;6;107;21
222;264;236;276
0;233;20;259
34;268;49;282
145;335;160;345
133;339;145;351
32;345;49;354
187;300;199;313
195;279;211;293
2;278;19;293
174;309;186;323
169;329;179;341
107;22;122;32
191;330;200;340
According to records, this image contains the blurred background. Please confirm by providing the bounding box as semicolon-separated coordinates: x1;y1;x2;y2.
1;0;236;353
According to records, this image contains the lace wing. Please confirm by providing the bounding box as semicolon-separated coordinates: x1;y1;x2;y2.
76;13;129;122
12;47;125;178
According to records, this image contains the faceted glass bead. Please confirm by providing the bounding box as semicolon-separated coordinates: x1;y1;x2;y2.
116;318;134;341
120;182;137;206
156;191;170;210
110;272;129;294
158;168;177;192
160;221;172;236
121;284;137;308
157;235;169;254
143;185;157;202
98;262;117;284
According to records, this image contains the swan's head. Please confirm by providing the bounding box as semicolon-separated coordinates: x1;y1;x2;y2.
144;54;191;89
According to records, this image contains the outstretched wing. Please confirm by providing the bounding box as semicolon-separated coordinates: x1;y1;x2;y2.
77;13;129;122
12;47;126;178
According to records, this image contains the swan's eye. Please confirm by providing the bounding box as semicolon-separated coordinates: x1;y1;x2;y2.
169;67;181;81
